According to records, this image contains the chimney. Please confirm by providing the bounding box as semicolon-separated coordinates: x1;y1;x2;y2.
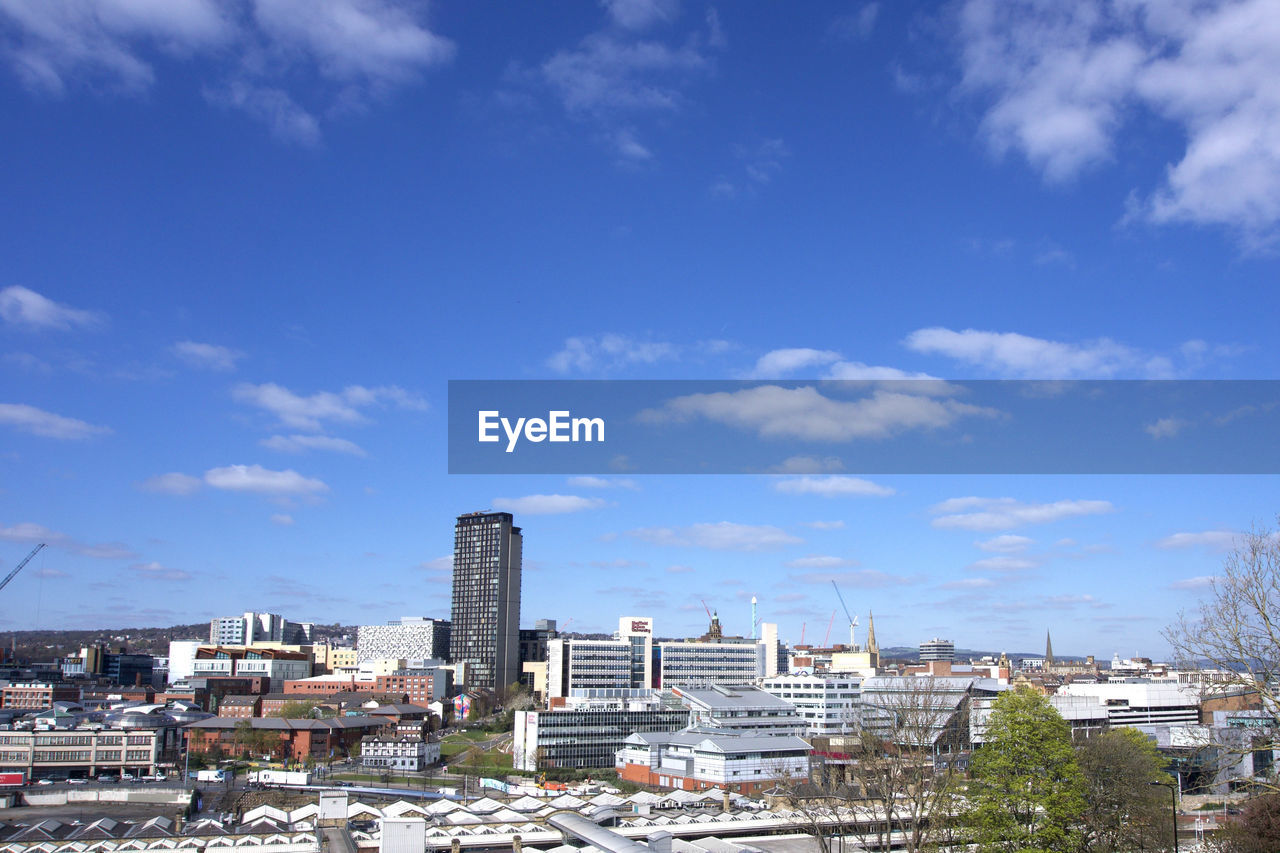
723;788;731;812
512;837;522;852
450;841;460;853
647;831;672;853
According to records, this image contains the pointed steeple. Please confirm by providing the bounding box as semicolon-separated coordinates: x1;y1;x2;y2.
866;610;878;655
1045;629;1055;668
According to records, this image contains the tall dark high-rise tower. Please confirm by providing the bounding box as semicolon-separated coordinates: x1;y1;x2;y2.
450;511;522;692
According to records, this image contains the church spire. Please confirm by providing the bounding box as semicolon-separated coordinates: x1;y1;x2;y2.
1045;629;1055;668
866;610;878;655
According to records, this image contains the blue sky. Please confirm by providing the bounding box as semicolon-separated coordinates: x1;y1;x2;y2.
1;0;1279;658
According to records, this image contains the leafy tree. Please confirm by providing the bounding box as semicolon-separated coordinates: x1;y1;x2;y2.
1077;727;1175;852
965;687;1087;853
275;700;320;719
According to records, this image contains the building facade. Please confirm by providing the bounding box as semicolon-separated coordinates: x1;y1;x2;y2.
514;702;689;771
919;638;956;662
360;736;441;772
356;618;451;664
449;511;522;693
759;674;862;736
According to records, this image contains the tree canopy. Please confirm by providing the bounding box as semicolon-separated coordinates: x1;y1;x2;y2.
965;687;1086;853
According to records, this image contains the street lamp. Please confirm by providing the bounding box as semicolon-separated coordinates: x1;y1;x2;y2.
1149;781;1179;853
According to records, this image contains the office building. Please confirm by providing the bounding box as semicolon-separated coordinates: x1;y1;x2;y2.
513;690;688;771
759;674;863;736
545;617;654;700
209;612;313;647
357;618;451;663
920;638;955;662
449;511;522;692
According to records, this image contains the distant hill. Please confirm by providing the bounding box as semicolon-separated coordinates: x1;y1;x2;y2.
2;623;356;662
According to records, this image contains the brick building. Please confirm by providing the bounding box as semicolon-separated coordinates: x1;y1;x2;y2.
1;683;81;710
183;717;385;763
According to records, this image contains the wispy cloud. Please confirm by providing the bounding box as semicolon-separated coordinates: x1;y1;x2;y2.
492;494;608;515
0;403;110;440
128;561;191;581
0;0;456;144
233;382;425;431
789;568;914;588
0;286;102;330
270;513;294;526
547;334;680;374
768;456;846;475
1155;530;1239;551
137;472;203;496
1170;575;1218;590
567;476;638;490
931;496;1114;531
967;555;1039;572
261;434;367;456
0;522;136;560
627;521;802;551
801;520;846;530
641;384;995;442
903;327;1207;378
1145;417;1188;439
748;347;937;380
784;555;859;570
827;4;880;43
953;0;1280;245
975;534;1034;553
773;476;895;498
203;464;329;496
172;340;244;371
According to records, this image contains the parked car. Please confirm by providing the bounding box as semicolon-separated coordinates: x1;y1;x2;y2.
67;778;87;785
120;773;136;782
35;779;53;786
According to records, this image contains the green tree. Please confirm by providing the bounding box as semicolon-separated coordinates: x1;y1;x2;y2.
1077;727;1175;852
1211;793;1280;853
275;700;320;719
966;688;1087;853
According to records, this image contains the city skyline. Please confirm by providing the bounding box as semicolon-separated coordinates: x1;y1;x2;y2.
1;1;1278;657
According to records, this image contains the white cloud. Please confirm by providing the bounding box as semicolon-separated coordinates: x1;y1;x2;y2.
790;568;913;588
768;456;846;474
567;476;638;489
904;327;1177;378
628;521;802;551
1170;575;1218;590
602;0;680;31
802;520;846;530
419;555;452;572
138;472;203;495
0;0;454;143
614;128;653;161
941;577;997;589
641;384;995;442
547;334;680;373
0;286;102;330
1155;530;1239;551
0;403;109;439
828;4;880;42
540;31;709;116
260;434;367;456
1145;416;1188;439
968;556;1039;572
954;0;1280;243
931;496;1114;531
0;521;136;559
172;340;244;371
203;464;329;496
232;382;425;431
748;347;937;381
750;348;842;377
665;564;694;573
269;513;294;526
128;561;191;581
492;494;607;515
784;554;859;570
773;476;895;498
976;534;1034;553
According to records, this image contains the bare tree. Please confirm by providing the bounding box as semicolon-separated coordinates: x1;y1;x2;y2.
774;676;967;853
1164;520;1280;793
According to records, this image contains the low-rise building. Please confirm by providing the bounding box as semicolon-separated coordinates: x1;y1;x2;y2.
191;648;311;691
513;691;688;771
1;683;81;710
759;674;862;736
183;716;385;763
360;736;441;771
616;728;811;794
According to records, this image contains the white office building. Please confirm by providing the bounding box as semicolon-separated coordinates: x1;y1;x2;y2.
1054;681;1201;727
759;674;862;736
357;618;451;664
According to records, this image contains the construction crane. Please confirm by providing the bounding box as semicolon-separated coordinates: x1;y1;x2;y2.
0;543;46;593
831;580;859;648
822;609;836;647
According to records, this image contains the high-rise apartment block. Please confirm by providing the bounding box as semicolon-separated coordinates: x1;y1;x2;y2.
450;511;522;692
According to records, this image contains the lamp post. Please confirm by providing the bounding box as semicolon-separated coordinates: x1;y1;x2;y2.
1149;781;1179;853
